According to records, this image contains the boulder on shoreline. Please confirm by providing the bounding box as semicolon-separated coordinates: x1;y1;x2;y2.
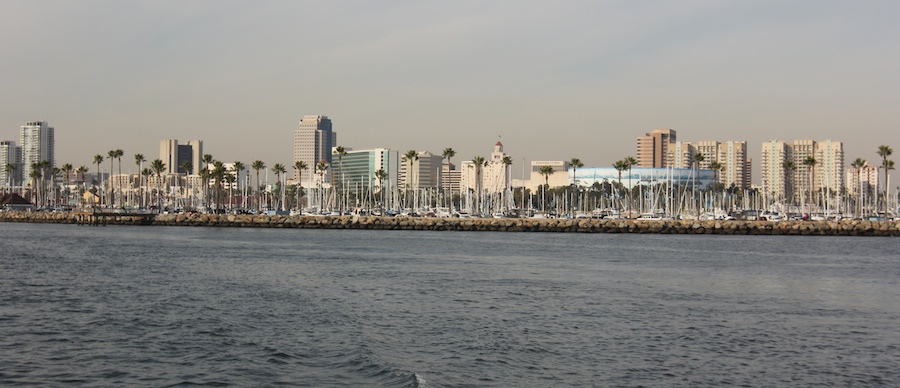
1;211;899;236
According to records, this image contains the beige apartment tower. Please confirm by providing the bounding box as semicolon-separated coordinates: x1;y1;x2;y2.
666;140;750;189
636;128;676;168
761;139;844;202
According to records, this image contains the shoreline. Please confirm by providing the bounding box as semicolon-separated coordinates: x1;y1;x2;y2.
1;211;899;236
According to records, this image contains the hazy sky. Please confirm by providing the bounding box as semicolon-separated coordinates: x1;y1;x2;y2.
2;0;898;181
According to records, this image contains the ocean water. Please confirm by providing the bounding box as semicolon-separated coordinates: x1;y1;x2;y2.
1;223;899;387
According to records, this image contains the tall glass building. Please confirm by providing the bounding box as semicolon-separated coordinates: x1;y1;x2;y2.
330;148;399;193
19;121;54;181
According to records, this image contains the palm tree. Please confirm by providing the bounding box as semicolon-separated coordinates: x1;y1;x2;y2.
569;157;583;216
569;158;583;187
708;161;722;188
803;156;817;211
107;150;118;207
612;160;627;215
877;145;893;215
502;156;514;192
93;154;104;206
5;163;16;194
114;149;124;176
179;161;193;208
375;168;388;210
851;158;867;217
623;156;637;190
781;160;796;207
210;161;227;212
692;151;704;186
316;160;329;212
538;165;555;213
333;146;348;214
271;163;286;211
293;160;308;210
403;150;418;209
150;159;166;211
233;161;245;210
28;167;41;206
61;163;73;206
76;166;87;205
471;156;486;215
134;153;145;208
251;160;265;212
442;147;456;209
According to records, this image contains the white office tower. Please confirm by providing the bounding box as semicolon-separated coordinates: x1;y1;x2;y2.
19;121;54;181
1;141;21;187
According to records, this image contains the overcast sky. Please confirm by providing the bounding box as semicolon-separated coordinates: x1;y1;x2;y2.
2;0;898;181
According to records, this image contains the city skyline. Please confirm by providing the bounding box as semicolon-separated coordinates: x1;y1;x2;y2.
1;1;898;180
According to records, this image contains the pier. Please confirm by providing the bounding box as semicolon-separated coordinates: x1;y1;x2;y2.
73;209;157;226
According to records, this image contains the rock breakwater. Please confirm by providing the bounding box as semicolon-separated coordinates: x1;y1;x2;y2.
2;211;899;236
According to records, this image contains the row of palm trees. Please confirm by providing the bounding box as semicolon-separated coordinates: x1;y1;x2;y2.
5;142;895;218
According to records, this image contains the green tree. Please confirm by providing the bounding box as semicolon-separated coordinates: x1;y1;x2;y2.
403;150;419;208
316;160;329;212
538;165;555;212
803;156;817;210
5;163;16;193
877;145;893;215
708;161;722;187
293;160;308;210
271;163;286;211
442;147;456;209
782;160;796;206
150;159;166;211
61;163;73;206
471;156;486;215
93;154;104;206
333;146;348;214
134;153;146;208
851;158;867;217
569;157;583;216
375;168;388;210
251;160;266;212
233;161;245;210
179;161;193;207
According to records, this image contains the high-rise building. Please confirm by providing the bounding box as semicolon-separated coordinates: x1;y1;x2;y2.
1;141;21;186
814;139;844;195
399;150;443;190
791;140;816;200
160;139;203;175
293;115;336;180
459;142;512;194
718;141;751;189
636;128;676;168
761;140;791;199
442;162;460;196
667;141;695;169
666;140;750;189
19;121;54;182
761;139;844;201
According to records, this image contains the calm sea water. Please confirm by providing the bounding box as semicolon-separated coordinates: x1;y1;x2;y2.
1;223;899;387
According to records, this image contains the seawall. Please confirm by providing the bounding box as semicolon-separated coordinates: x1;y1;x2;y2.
1;211;899;236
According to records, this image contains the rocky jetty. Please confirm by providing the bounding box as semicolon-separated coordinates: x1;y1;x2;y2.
2;211;899;236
